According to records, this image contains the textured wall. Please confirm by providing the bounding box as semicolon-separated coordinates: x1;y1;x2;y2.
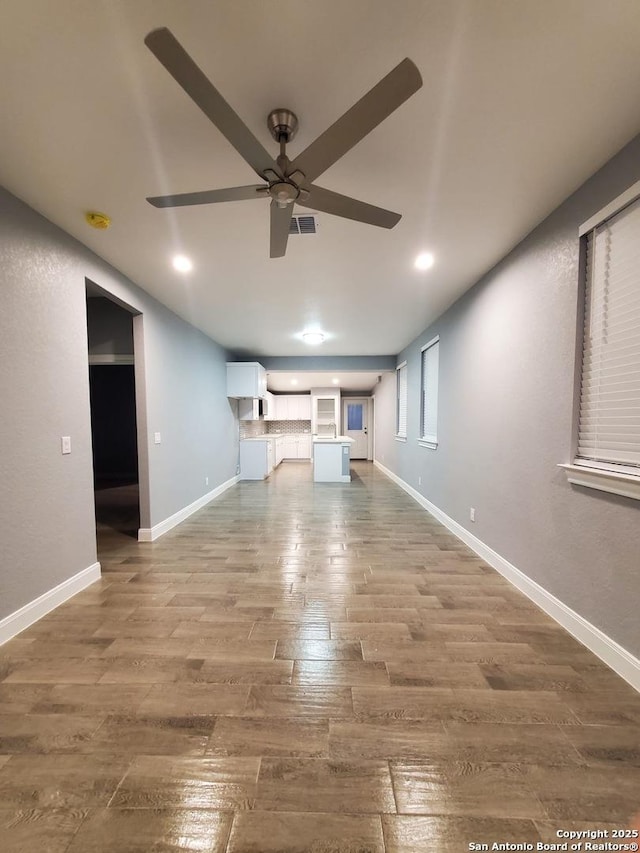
375;134;640;657
0;187;238;622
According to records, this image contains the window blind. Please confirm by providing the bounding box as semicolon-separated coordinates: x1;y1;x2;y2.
396;362;407;437
578;195;640;468
421;339;439;442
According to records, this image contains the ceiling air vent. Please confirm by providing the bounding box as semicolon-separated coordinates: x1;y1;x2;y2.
289;214;318;235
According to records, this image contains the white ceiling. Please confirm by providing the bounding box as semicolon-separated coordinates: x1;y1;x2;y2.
267;371;386;394
2;1;640;356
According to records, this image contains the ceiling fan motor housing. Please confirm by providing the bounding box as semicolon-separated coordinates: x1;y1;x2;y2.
267;109;299;143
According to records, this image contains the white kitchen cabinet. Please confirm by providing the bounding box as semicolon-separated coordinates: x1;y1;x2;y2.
262;391;275;420
311;387;341;434
281;435;297;458
291;395;311;419
273;396;288;419
239;439;271;479
297;435;311;458
272;394;311;421
227;362;267;399
279;433;311;460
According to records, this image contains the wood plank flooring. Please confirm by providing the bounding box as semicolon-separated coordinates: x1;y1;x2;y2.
1;461;639;852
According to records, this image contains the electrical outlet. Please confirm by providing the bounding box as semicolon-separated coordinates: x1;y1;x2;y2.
418;476;422;486
470;507;476;522
205;477;209;486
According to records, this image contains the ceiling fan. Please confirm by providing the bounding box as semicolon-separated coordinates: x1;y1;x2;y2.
144;28;422;258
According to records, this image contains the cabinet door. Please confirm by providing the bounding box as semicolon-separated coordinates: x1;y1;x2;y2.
282;436;296;458
263;391;275;420
297;436;311;458
316;397;336;420
298;396;311;420
227;362;266;398
274;396;287;420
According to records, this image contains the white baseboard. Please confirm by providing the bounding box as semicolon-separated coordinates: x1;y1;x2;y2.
138;475;240;543
374;459;640;693
0;562;101;646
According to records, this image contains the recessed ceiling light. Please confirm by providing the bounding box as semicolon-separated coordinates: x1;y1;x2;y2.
291;379;298;385
302;331;325;345
172;254;193;273
332;378;340;385
414;252;434;271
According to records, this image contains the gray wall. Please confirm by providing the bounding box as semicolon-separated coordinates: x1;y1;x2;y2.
0;186;238;622
375;134;640;657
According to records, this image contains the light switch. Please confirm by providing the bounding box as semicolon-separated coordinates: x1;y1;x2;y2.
61;436;71;455
154;432;162;445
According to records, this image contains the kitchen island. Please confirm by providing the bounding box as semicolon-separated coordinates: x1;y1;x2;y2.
312;436;354;483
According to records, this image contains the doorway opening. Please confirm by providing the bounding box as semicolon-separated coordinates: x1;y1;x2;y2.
86;284;141;555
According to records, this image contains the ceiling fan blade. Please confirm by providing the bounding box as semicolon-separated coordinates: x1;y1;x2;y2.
300;185;401;228
270;201;293;258
147;185;266;208
145;28;279;179
291;58;422;183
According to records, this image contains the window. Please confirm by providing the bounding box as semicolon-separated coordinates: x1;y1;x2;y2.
396;361;407;439
420;337;439;448
347;403;363;431
561;182;640;500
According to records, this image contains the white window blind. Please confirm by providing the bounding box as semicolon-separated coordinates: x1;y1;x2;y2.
421;338;439;444
578;195;640;469
396;362;407;437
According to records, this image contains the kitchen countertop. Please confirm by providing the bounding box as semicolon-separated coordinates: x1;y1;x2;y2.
312;436;354;443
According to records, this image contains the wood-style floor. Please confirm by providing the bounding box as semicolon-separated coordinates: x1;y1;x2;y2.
1;461;639;852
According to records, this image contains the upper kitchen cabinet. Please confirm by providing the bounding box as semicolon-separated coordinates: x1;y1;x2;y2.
272;394;312;420
227;362;267;399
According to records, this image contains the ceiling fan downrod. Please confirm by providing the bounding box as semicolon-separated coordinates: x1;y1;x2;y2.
266;109;306;207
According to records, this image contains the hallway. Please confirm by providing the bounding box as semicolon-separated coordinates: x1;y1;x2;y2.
0;461;639;852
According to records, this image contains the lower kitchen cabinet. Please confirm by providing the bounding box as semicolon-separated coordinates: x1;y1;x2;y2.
281;434;311;460
239;434;312;479
239;439;273;480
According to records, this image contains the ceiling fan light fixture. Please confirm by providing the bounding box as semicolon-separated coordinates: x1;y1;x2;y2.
172;254;193;273
415;252;435;271
271;181;299;206
302;331;325;346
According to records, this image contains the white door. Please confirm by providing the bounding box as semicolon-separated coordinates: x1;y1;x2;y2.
343;398;369;459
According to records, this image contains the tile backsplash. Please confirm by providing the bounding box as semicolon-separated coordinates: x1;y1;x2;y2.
267;420;312;435
239;419;312;439
239;420;266;439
